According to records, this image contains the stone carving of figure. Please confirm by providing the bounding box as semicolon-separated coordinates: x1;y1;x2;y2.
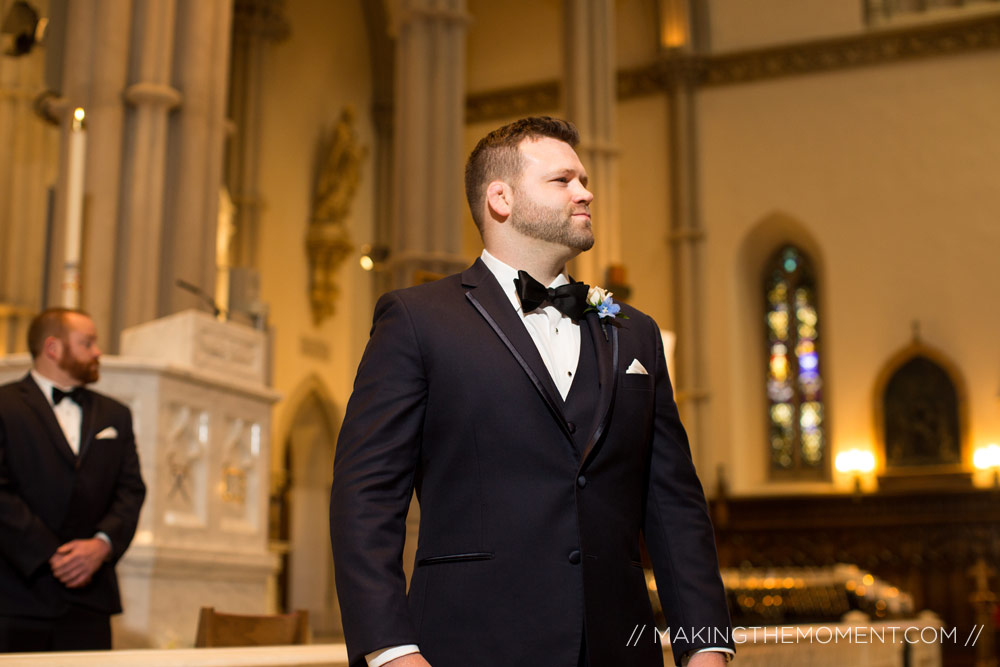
307;107;367;325
313;106;367;224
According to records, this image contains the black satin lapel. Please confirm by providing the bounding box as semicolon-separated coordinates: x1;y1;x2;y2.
581;314;619;467
465;267;566;404
18;377;77;467
77;390;98;462
465;290;571;440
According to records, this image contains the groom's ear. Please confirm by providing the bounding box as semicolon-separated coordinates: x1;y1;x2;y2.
486;180;512;220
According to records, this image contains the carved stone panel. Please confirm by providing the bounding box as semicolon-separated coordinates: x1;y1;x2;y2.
163;404;210;528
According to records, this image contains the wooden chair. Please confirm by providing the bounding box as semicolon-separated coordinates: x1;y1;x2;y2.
194;606;310;647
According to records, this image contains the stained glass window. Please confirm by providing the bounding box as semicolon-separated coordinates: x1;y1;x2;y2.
765;246;826;478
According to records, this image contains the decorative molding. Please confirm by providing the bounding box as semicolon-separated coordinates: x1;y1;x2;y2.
163;404;209;525
697;13;1000;88
619;56;705;98
123;82;182;108
464;14;1000;121
232;0;290;42
465;81;560;125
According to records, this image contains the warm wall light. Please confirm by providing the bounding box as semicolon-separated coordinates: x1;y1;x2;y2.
973;443;1000;486
658;0;688;49
835;449;876;474
835;449;876;496
359;244;390;272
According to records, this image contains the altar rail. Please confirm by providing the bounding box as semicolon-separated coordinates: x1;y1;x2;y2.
0;616;941;667
0;645;346;667
712;488;1000;665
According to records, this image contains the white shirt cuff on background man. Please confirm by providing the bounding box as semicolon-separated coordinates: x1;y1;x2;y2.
366;644;420;667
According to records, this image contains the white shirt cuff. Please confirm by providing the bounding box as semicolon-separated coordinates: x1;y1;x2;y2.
686;647;735;664
94;532;112;548
366;644;420;667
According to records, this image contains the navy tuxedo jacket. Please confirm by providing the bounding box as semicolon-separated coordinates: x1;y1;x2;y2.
0;374;146;618
331;259;732;667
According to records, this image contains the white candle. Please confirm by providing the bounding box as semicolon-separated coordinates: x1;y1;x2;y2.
63;107;87;307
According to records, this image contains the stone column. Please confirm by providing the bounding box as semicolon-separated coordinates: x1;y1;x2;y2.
159;0;233;315
115;0;182;333
362;0;396;299
38;0;232;347
42;0;131;343
389;0;469;287
563;0;620;285
662;1;711;474
666;62;707;423
81;0;132;338
226;0;289;271
0;6;57;347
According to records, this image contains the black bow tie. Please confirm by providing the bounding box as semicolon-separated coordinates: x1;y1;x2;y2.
52;387;83;406
514;270;590;320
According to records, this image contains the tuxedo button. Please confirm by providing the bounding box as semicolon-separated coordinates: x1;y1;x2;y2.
568;550;581;565
567;422;577;434
577;475;587;488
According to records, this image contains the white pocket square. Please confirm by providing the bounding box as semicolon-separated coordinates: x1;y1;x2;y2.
95;426;118;440
626;358;648;375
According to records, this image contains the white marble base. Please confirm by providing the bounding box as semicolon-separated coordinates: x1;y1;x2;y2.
114;545;277;649
120;309;267;385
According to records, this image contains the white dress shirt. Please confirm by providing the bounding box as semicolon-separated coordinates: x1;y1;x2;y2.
480;249;580;399
30;370;83;455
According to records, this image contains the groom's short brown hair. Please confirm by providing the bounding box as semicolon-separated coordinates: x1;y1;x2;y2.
464;116;580;233
27;308;89;359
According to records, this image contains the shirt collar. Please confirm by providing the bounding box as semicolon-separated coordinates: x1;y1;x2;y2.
30;369;78;406
480;249;570;314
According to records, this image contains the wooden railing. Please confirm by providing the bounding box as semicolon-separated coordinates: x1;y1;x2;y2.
712;488;1000;666
0;619;942;667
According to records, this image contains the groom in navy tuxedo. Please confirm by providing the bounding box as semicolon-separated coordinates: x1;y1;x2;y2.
0;308;145;651
331;117;733;667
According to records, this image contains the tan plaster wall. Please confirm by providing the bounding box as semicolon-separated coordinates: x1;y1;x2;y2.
618;94;673;329
617;0;661;68
698;52;1000;494
466;0;562;94
256;0;375;464
707;0;864;52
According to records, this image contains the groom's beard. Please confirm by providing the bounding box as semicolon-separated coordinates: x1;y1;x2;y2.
59;348;100;385
509;197;595;252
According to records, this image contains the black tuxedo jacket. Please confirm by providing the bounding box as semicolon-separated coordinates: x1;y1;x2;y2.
331;259;732;667
0;374;146;619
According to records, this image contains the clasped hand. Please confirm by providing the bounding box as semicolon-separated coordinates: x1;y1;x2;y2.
49;538;110;589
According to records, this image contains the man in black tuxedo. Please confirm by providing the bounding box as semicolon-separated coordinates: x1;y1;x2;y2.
331;117;733;667
0;308;145;651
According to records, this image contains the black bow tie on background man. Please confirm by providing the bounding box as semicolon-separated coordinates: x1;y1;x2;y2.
52;386;84;406
514;270;590;320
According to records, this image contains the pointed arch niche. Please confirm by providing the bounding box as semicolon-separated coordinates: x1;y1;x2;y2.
735;212;831;486
274;375;343;638
874;333;971;490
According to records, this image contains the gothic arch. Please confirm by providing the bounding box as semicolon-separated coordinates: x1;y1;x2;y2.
873;334;970;477
276;375;342;637
735;211;831;482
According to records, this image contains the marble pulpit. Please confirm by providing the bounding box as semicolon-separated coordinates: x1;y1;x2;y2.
0;310;280;648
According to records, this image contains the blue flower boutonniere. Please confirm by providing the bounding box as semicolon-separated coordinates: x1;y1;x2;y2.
585;286;628;339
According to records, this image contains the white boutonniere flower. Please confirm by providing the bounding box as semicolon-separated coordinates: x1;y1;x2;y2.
585;285;628;339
